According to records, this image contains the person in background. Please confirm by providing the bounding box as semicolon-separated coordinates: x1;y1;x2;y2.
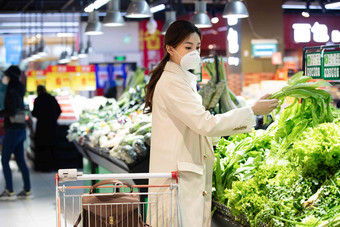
32;85;61;172
0;65;32;200
0;78;7;110
115;75;125;99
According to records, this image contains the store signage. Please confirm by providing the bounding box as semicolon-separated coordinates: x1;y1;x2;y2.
292;22;340;43
228;57;240;66
323;52;340;79
45;65;96;91
306;52;322;78
114;56;126;61
305;51;340;80
4;36;23;64
139;20;164;74
26;70;47;92
227;28;239;54
251;39;278;58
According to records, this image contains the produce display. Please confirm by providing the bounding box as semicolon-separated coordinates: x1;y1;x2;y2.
67;68;150;166
199;57;245;114
213;72;340;226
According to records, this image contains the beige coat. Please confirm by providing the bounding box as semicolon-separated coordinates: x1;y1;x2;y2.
148;61;254;227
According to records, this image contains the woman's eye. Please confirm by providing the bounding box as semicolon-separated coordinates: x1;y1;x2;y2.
196;47;201;50
185;47;192;50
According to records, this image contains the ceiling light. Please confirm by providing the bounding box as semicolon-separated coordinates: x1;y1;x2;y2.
57;33;75;37
38;39;48;56
211;17;219;24
150;4;166;13
85;38;93;55
103;0;125;27
191;1;212;28
325;1;340;9
302;0;311;18
125;0;152;18
78;42;87;58
70;44;78;60
162;11;176;35
223;0;249;19
85;11;103;35
302;11;310;17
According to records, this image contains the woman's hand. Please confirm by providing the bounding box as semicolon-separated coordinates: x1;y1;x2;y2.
251;94;279;115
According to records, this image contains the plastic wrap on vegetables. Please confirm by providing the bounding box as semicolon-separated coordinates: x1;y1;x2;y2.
135;123;152;135
144;133;151;146
129;121;150;134
119;145;138;165
119;134;145;146
132;139;148;158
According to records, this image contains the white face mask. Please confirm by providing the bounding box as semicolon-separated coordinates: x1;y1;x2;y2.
174;49;201;70
1;76;9;85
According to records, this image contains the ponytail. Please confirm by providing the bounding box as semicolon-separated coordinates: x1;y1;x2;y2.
143;54;170;114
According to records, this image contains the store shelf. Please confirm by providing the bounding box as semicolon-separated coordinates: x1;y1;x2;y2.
74;141;149;174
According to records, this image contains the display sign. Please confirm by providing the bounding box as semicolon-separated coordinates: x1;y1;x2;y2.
305;51;340;80
26;70;46;92
139;20;164;73
323;52;340;79
114;56;126;61
251;39;278;58
4;36;23;65
45;65;96;91
306;52;322;79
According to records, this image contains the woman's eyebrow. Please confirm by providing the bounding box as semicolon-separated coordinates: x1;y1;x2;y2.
184;42;201;45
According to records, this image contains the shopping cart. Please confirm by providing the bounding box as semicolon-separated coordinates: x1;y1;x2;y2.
55;169;181;227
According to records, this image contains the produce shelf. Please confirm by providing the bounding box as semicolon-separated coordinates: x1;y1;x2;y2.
73;141;149;174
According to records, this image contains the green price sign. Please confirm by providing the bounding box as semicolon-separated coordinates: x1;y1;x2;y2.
305;52;322;79
323;52;340;80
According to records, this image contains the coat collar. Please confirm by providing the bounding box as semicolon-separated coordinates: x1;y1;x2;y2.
164;61;197;91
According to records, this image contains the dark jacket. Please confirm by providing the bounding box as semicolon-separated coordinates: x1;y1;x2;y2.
32;93;62;146
0;79;25;129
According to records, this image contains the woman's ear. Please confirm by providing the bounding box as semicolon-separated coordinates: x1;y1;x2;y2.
166;45;174;57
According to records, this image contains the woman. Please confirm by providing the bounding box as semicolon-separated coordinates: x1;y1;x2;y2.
144;20;278;226
0;65;32;200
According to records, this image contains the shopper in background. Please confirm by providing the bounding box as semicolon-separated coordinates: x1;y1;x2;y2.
0;79;7;110
32;85;61;172
144;20;279;226
115;75;125;99
0;65;32;200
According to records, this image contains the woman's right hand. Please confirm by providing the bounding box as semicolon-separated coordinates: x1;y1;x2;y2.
251;94;279;115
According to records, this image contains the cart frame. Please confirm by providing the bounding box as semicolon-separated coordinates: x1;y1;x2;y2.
55;169;181;227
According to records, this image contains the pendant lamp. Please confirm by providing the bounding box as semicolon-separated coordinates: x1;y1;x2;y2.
85;37;93;55
85;11;103;35
222;0;249;19
103;0;125;27
162;11;176;35
191;1;212;28
125;0;152;18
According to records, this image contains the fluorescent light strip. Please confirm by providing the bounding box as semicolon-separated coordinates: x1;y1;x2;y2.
84;0;110;12
84;3;95;12
325;2;340;9
57;33;75;37
151;4;166;13
282;4;322;9
0;22;78;27
0;28;78;34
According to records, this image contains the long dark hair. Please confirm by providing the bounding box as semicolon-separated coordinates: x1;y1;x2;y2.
143;20;201;114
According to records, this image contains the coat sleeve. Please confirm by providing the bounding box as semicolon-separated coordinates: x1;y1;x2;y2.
158;75;254;137
54;97;62;119
31;97;40;118
0;90;19;117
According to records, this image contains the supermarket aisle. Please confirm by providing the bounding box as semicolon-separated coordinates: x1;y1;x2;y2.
0;159;56;227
